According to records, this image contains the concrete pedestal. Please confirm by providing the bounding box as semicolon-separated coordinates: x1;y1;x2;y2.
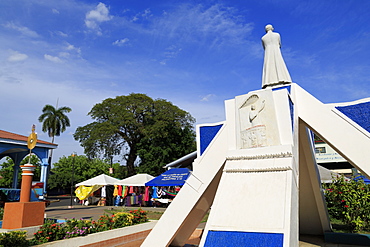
2;202;45;229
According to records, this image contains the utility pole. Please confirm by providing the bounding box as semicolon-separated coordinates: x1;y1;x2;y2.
69;153;76;208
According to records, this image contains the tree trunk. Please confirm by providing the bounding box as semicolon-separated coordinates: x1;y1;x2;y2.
126;148;137;176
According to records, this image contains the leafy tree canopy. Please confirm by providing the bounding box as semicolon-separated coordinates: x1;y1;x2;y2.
74;93;196;177
0;155;41;188
38;104;72;141
48;155;123;191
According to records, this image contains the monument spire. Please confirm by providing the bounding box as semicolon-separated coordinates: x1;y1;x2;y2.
261;24;292;88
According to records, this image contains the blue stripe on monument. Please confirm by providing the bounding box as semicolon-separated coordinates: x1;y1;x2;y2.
199;124;223;156
272;85;291;93
204;231;284;247
336;101;370;133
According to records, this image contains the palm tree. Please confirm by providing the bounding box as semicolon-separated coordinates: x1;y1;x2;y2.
38;104;72;191
38;104;72;143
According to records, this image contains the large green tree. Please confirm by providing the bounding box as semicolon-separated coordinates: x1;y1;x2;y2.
74;93;196;176
0;155;41;188
48;155;122;191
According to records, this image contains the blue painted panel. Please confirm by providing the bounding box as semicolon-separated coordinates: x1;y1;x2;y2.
336;101;370;133
289;97;294;131
272;85;291;93
199;124;223;156
204;231;284;247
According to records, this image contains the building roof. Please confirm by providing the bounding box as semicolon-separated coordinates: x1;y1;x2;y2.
0;130;57;147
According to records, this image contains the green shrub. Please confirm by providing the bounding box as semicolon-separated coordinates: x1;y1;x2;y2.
129;209;148;224
323;176;370;232
112;212;134;228
64;218;94;239
28;209;148;245
29;220;66;245
0;231;28;247
0;208;4;221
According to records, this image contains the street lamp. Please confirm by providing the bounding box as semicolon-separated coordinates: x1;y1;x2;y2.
69;152;76;208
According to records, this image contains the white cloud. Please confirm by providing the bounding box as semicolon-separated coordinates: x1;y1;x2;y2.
85;2;112;35
59;52;70;58
164;45;182;59
3;22;39;38
56;31;68;37
153;4;253;47
52;8;59;14
200;94;216;102
159;45;182;65
65;43;81;55
142;9;152;18
44;54;62;63
112;38;130;46
131;8;152;22
7;51;28;62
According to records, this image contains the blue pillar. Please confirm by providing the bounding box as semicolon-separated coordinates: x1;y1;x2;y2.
11;153;26;189
12;164;20;188
40;157;49;196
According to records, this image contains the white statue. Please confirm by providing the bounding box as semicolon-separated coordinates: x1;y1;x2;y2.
261;24;292;88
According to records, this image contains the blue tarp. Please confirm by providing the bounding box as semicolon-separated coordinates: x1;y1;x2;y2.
145;168;190;186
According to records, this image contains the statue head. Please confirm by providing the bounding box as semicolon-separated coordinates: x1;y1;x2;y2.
265;24;274;32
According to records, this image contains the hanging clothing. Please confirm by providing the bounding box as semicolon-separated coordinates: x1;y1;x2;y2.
118;185;123;196
114;195;121;206
129;186;134;194
123;186;128;197
152;186;158;199
101;186;106;197
113;185;118;197
144;186;150;201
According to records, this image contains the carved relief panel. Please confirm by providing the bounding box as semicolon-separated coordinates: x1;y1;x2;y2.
235;90;280;149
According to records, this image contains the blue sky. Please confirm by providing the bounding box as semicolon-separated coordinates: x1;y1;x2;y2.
1;0;369;163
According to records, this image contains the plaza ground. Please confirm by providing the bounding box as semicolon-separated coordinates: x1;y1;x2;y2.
41;201;365;247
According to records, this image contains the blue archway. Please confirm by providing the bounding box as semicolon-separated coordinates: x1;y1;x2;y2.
0;130;57;196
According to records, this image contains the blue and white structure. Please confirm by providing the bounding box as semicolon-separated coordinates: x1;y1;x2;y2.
142;25;370;246
142;83;370;246
0;130;57;196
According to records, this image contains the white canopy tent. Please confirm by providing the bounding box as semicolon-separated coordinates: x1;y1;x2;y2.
115;174;154;186
76;174;120;187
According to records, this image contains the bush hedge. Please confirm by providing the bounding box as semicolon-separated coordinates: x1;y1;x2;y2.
0;208;148;246
323;176;370;232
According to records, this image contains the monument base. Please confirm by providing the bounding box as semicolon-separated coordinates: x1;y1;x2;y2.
2;202;45;229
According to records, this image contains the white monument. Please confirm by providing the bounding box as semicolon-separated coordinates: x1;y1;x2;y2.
141;25;370;246
262;24;292;88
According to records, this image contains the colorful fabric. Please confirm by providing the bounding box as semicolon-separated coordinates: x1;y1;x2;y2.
75;185;102;200
163;189;177;197
123;186;128;197
152;186;158;199
113;185;118;197
118;185;122;196
129;186;134;194
144;186;150;201
101;186;106;197
114;195;121;206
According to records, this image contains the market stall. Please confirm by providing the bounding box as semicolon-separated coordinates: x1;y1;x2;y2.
145;168;190;206
75;174;120;206
114;174;154;207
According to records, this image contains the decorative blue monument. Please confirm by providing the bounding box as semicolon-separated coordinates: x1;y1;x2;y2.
142;25;370;246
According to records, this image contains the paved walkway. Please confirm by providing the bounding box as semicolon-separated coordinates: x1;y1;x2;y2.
45;205;158;221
